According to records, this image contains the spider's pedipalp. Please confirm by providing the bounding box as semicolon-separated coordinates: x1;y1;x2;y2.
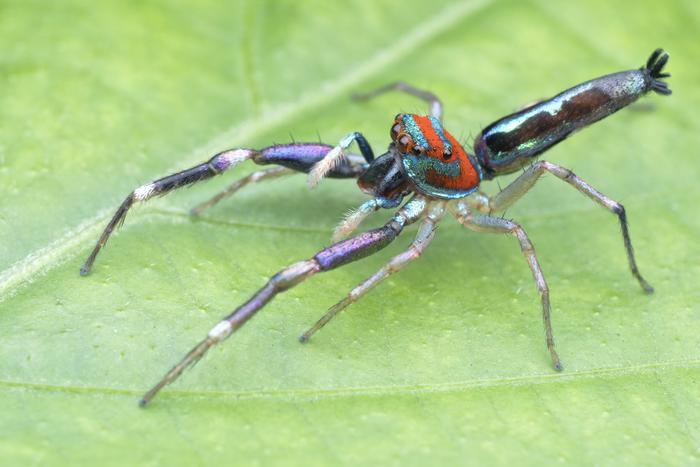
307;145;346;188
308;132;374;188
332;196;402;242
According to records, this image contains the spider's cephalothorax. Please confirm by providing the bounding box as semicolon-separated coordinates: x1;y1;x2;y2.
357;113;482;205
80;50;671;406
390;113;482;199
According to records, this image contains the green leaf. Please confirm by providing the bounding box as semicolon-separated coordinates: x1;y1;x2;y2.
2;0;699;465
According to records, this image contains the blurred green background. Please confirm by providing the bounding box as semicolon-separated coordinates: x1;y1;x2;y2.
1;0;699;465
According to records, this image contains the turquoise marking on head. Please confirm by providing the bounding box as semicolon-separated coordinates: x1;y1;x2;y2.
401;115;428;149
401;114;453;155
402;153;476;199
428;116;452;153
405;153;460;177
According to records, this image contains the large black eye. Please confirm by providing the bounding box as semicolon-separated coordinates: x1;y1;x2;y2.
412;147;422;156
442;147;452;160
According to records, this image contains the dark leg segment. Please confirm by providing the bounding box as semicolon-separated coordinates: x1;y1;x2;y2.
80;148;253;275
301;201;446;342
353;81;443;121
139;196;428;406
487;160;653;293
193;143;372;215
81;142;369;275
352;132;375;164
452;201;562;371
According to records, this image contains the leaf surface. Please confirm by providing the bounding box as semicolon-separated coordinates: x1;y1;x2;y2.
1;1;699;465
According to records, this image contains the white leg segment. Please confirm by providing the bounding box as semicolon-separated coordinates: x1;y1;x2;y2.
307;133;358;188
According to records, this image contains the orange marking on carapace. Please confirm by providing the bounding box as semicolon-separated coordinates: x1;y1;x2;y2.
402;114;480;195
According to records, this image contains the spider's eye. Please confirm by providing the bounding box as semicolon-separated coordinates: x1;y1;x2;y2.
390;123;401;139
442;147;452;160
396;133;413;153
412;147;422;156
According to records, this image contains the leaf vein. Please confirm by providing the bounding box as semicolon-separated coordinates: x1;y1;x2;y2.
1;358;697;402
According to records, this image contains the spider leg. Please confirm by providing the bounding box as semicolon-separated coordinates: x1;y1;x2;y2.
307;132;375;187
463;190;491;213
139;195;429;406
486;160;653;293
452;201;562;371
332;196;404;242
81;143;369;276
352;81;443;121
300;201;446;342
190;166;293;216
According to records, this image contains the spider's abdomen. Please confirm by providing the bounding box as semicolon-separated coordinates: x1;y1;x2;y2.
474;56;670;179
394;114;481;199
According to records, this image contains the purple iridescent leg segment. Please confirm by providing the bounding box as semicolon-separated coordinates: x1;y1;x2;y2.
253;142;369;178
80;142;371;276
139;196;428;406
301;201;446;342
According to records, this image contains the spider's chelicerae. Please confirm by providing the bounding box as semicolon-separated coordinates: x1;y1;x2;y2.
81;49;672;406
